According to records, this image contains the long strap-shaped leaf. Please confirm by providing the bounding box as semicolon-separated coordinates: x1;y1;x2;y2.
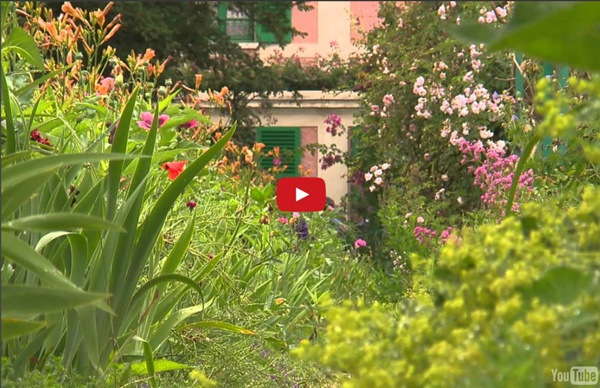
1;153;143;192
2;213;126;233
110;106;161;331
1;285;108;319
106;87;140;220
2;232;82;290
114;123;237;331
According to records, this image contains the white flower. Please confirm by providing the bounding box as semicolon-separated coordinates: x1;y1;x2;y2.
369;185;376;192
374;169;383;177
479;129;494;139
437;4;446;20
435;188;446;200
417;216;425;224
442;174;448;181
405;212;413;219
364;172;373;181
370;165;379;173
381;163;391;170
463;71;474;82
374;177;383;185
457;197;463;205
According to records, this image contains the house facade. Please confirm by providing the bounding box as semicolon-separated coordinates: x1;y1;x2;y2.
219;1;383;205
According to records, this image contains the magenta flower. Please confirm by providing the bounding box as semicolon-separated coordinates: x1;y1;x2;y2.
276;217;289;224
180;119;199;129
137;111;170;130
354;238;367;249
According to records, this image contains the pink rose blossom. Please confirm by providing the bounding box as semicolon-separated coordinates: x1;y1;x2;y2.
354;238;367;249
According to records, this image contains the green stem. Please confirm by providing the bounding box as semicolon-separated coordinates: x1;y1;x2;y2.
1;63;16;154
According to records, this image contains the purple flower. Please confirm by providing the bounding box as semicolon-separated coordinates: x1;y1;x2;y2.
512;115;519;121
137;111;170;131
492;91;499;101
295;218;309;240
273;157;281;166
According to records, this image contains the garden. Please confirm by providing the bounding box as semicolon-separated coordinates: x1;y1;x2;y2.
1;1;599;387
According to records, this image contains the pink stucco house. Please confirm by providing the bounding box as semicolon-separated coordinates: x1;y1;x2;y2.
218;2;383;204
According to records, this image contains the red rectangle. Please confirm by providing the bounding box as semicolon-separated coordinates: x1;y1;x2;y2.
276;177;326;212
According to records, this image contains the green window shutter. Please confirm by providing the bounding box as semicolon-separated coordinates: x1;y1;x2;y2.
217;3;227;33
256;4;292;44
257;127;301;177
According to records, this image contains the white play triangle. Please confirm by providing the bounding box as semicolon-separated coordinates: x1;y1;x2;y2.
296;188;309;202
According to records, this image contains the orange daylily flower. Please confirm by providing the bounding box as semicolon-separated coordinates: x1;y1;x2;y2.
45;22;59;41
100;24;121;45
142;48;156;61
102;2;115;17
195;74;203;90
61;2;83;20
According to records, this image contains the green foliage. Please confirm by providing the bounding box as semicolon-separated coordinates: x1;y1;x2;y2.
451;2;600;71
294;4;600;386
1;6;250;379
294;186;600;387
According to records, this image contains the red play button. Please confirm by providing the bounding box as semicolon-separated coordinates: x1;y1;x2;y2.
276;177;326;212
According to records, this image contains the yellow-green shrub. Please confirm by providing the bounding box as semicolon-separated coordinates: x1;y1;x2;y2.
294;186;600;387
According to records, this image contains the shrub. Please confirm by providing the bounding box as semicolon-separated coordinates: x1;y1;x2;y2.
294;185;600;387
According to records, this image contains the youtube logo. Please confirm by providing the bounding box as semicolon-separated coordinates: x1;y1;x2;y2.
276;177;326;212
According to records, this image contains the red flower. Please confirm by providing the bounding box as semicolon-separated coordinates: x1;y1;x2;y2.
186;200;197;209
162;160;187;180
30;129;53;147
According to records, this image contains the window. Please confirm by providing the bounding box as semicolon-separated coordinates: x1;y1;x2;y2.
256;127;301;177
219;6;255;42
217;2;292;45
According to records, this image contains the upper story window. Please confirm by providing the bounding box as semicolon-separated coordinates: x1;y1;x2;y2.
217;2;292;45
223;8;255;42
